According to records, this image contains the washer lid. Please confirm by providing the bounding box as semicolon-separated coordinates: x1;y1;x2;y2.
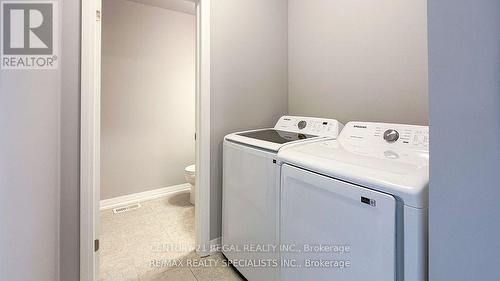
224;116;344;152
237;129;316;144
278;122;429;208
225;128;320;152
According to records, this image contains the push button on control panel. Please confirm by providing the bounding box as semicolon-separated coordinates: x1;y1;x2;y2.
383;129;400;143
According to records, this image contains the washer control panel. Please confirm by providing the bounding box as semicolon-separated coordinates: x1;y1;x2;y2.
274;116;344;138
339;122;429;151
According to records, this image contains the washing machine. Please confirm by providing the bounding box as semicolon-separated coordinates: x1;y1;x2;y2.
222;116;344;281
278;121;429;281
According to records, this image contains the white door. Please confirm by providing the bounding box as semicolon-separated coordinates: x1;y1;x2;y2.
280;164;397;281
81;0;102;279
222;141;280;281
94;4;102;279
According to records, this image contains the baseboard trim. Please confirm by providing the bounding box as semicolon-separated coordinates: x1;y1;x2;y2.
209;237;221;253
197;237;221;257
100;183;191;210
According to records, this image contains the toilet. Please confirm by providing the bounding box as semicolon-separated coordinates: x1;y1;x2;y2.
184;164;196;205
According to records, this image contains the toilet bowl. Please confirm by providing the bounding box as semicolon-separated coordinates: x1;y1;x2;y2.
184;164;196;205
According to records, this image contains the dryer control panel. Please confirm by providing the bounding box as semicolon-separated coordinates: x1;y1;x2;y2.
339;122;429;151
274;116;344;138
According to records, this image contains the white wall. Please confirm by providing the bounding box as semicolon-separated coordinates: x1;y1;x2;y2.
288;0;428;125
101;0;196;199
210;0;289;239
428;0;500;280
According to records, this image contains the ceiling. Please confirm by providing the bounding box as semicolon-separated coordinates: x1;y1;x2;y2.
126;0;196;15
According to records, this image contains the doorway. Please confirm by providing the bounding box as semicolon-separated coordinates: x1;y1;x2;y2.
80;0;212;280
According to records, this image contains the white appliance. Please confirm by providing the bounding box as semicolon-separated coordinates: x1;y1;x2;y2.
278;122;429;281
222;116;343;281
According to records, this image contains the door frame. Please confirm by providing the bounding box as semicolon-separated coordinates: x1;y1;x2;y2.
80;0;212;280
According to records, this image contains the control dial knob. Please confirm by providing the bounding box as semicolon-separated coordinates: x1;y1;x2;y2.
383;129;399;143
298;120;307;130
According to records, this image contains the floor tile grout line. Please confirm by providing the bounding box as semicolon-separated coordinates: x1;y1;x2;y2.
189;267;200;281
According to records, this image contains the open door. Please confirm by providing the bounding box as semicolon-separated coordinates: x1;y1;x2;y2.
94;4;102;278
81;0;212;280
81;0;102;279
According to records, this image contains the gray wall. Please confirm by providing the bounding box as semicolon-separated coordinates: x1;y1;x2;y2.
210;0;289;239
288;0;429;125
0;1;76;280
0;60;60;281
60;0;81;279
428;0;500;280
5;1;499;280
101;0;195;200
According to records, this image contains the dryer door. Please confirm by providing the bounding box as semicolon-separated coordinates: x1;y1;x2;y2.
280;164;397;281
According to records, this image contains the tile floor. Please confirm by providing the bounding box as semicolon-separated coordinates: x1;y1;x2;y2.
100;191;244;281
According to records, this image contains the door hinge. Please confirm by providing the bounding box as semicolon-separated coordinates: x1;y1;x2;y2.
96;10;101;21
94;239;100;252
